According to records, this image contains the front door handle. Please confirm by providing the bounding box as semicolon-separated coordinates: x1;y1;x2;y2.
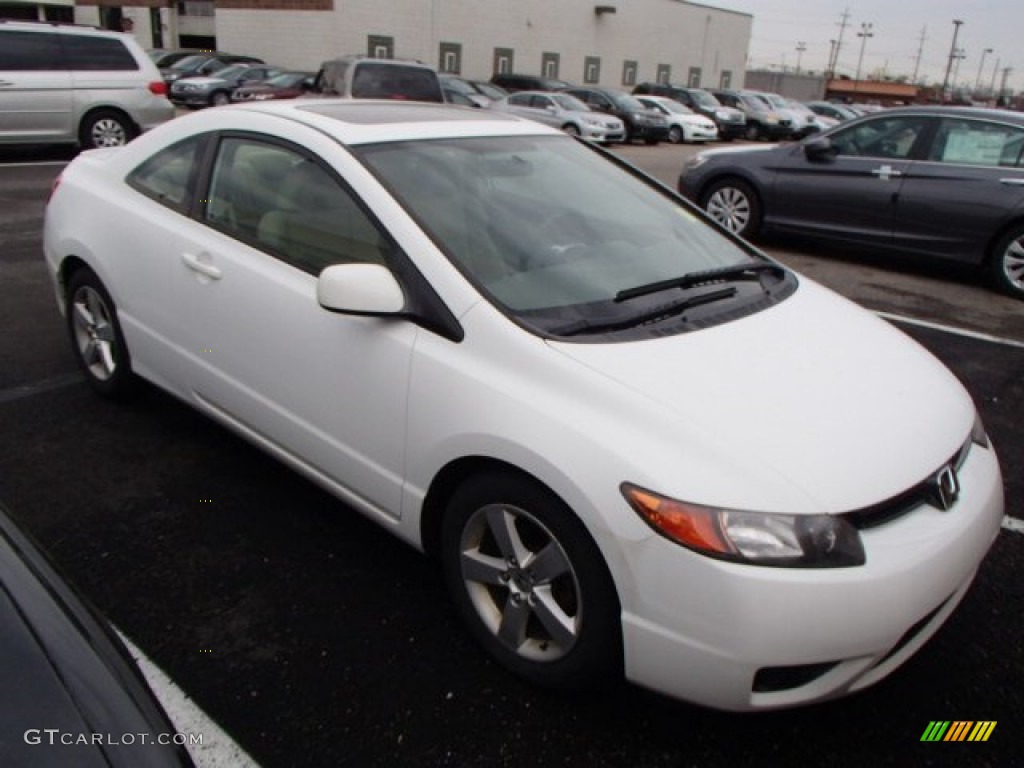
1000;178;1024;186
181;252;222;280
871;165;903;181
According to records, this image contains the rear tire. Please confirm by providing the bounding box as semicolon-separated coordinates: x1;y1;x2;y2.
79;110;135;149
66;268;137;398
989;224;1024;299
440;471;621;692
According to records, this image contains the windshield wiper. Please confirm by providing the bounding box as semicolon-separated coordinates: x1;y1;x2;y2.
551;286;737;337
615;262;785;303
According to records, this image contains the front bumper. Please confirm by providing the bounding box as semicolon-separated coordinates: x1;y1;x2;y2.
169;91;212;107
716;121;746;140
618;442;1004;710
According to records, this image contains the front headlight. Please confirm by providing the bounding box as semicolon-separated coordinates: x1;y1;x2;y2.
582;116;603;127
683;154;710;172
622;484;865;568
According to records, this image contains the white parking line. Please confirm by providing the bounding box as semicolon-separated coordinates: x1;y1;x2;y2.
1003;516;1024;535
876;310;1024;350
117;631;260;767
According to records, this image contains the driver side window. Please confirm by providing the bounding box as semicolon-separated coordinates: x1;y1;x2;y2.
830;116;930;160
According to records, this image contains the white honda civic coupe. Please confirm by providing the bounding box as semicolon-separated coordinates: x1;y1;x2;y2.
44;100;1004;711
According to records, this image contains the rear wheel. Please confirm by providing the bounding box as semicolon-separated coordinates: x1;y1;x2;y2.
66;268;137;398
440;471;621;691
79;110;134;149
989;224;1024;299
700;178;762;239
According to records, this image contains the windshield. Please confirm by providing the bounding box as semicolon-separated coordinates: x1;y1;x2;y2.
606;91;645;111
170;54;208;71
265;72;307;87
647;99;689;115
473;81;506;100
213;64;248;80
356;136;778;336
691;90;721;108
550;93;589;111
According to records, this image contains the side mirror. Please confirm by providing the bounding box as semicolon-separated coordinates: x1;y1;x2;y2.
317;263;404;315
803;136;837;162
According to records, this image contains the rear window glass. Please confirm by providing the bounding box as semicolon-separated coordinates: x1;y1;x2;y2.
61;36;138;71
350;63;443;102
0;31;64;70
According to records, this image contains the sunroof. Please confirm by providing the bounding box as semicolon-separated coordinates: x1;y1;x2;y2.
297;102;520;125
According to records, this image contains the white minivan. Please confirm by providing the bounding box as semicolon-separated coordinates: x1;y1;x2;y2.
0;20;174;149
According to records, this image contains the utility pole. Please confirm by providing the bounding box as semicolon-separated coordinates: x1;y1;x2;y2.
989;56;1001;96
974;47;991;92
974;48;992;93
940;19;964;103
854;22;874;88
795;42;807;74
998;67;1012;104
911;26;927;83
829;7;851;75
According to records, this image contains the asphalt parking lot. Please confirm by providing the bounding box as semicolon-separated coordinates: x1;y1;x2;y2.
1;140;1022;768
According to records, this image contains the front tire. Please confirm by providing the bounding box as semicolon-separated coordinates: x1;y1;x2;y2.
667;126;684;144
66;268;137;398
744;122;762;142
989;224;1024;299
700;178;762;239
209;90;231;107
79;110;135;149
440;471;621;691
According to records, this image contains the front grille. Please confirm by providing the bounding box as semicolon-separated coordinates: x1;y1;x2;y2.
843;440;971;530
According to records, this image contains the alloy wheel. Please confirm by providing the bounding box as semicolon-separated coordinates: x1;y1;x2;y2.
458;503;581;662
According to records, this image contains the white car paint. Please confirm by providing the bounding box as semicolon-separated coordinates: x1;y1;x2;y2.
43;100;1004;711
635;95;718;143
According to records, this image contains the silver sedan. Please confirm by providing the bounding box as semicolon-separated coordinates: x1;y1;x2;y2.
491;91;626;143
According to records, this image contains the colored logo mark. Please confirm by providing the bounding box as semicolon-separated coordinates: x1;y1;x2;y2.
921;721;997;742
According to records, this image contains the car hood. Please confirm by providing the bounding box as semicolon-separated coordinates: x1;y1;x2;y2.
545;280;973;514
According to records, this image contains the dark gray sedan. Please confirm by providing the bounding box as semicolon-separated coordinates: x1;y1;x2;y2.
679;106;1024;299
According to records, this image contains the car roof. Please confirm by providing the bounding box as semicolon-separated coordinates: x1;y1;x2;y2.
201;99;559;144
868;105;1024;125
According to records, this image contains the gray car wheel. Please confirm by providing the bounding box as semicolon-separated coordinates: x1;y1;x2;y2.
66;268;136;397
701;178;762;239
209;90;231;107
79;110;134;149
440;471;621;691
990;224;1024;299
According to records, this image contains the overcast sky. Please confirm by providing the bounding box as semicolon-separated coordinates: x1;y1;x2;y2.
711;0;1021;93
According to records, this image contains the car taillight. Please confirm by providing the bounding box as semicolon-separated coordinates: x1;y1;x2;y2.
148;81;168;96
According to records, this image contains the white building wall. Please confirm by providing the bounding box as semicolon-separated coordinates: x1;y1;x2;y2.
215;0;751;90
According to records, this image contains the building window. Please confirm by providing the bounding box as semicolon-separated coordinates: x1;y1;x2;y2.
622;60;637;87
584;56;601;84
720;70;732;89
367;35;394;59
493;47;514;75
656;64;671;85
439;42;461;74
687;67;702;88
541;52;560;79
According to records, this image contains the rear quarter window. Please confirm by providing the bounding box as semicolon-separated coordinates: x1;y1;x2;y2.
61;35;138;71
351;63;442;102
0;30;65;70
